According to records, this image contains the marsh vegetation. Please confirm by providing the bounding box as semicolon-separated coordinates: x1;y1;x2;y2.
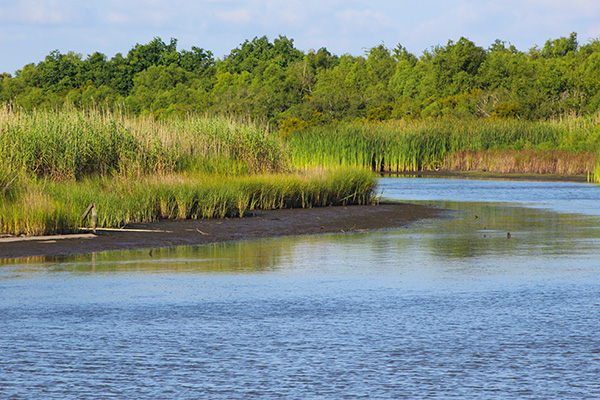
287;115;600;178
0;107;375;235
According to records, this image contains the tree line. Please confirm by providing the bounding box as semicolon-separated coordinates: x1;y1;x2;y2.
1;33;599;125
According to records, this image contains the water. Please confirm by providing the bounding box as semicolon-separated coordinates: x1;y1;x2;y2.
2;177;600;399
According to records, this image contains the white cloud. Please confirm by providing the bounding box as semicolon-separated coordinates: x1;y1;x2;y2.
335;8;393;31
0;0;73;24
216;8;252;24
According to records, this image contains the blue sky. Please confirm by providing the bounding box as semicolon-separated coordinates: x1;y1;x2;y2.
1;0;599;75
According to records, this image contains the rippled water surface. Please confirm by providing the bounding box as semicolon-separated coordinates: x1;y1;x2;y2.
2;177;600;399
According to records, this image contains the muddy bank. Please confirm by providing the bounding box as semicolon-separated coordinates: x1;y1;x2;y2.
0;202;442;260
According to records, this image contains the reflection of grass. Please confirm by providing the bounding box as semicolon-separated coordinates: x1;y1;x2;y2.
0;239;289;272
0;168;376;236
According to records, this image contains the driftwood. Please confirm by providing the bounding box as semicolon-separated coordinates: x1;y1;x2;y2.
80;203;97;233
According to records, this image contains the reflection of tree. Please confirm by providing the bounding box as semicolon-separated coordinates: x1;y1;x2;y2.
420;201;597;260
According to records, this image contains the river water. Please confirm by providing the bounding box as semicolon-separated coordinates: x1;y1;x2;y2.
1;177;600;399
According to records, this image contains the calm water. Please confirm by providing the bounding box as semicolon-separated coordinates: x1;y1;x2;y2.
2;177;600;399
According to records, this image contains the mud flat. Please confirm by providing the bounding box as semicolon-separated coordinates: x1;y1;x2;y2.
0;202;442;259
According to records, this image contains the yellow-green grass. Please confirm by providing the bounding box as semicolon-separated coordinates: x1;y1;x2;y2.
3;104;599;235
0;106;287;179
0;168;376;236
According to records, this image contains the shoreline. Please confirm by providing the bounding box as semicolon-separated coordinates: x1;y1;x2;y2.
381;170;591;182
2;170;591;261
0;202;443;260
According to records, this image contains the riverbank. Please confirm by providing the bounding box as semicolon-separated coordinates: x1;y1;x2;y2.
382;170;591;182
0;202;443;259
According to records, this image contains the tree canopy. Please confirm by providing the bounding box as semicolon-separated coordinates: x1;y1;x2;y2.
2;33;599;123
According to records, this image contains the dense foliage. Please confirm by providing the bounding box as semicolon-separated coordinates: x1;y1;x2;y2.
2;33;600;124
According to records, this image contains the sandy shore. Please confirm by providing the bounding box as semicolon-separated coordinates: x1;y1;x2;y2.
0;202;442;260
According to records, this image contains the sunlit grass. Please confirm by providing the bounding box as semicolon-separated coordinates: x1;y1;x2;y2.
0;106;376;235
0;168;376;236
2;104;599;236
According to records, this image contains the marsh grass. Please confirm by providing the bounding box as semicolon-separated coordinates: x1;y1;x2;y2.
0;106;287;179
0;106;375;235
0;106;378;235
0;168;376;236
446;150;597;176
287;116;600;178
3;104;599;235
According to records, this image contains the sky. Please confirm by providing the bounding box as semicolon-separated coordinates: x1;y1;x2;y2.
1;0;600;75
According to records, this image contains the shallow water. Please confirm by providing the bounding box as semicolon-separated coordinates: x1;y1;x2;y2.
2;177;600;399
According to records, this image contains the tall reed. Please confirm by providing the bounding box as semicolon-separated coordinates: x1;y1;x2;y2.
0;106;288;179
286;116;600;177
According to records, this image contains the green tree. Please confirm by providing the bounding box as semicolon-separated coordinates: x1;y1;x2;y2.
578;39;600;112
542;32;578;58
108;53;134;96
222;35;303;74
389;45;421;117
309;55;366;120
363;44;396;106
81;52;112;87
127;37;179;73
179;47;215;77
295;47;338;97
37;50;83;92
126;64;192;112
420;37;486;99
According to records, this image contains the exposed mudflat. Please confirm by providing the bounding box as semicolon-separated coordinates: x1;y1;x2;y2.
0;202;443;260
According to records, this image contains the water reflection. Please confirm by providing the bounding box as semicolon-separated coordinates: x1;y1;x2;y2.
0;240;288;276
2;199;599;281
413;200;600;260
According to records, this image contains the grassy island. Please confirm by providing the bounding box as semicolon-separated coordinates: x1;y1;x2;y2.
2;106;598;237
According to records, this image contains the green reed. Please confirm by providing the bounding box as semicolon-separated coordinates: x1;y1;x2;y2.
0;168;376;236
286;116;600;176
0;106;379;236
